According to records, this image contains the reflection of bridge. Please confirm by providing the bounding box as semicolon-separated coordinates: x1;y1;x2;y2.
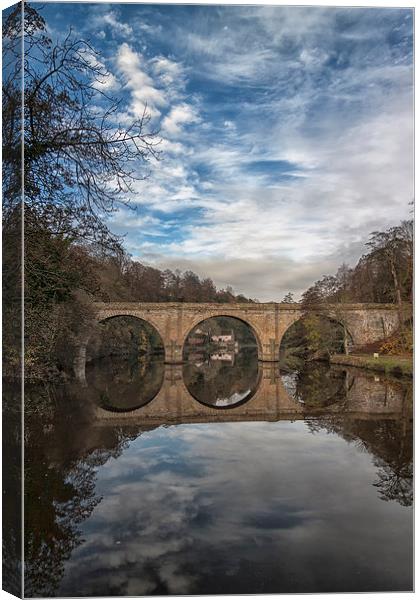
93;364;411;426
73;302;410;377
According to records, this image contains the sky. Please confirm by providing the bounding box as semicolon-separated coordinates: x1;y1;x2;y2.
39;2;413;301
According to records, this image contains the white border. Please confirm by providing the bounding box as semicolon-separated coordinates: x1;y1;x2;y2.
0;1;415;600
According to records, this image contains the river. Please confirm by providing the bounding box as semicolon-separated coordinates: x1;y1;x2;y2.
5;346;413;596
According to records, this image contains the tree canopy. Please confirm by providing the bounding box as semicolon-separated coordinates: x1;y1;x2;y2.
300;219;413;308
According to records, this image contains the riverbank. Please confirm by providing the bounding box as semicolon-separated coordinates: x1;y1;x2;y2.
330;353;412;377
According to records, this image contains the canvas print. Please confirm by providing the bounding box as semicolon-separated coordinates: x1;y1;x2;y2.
2;1;413;596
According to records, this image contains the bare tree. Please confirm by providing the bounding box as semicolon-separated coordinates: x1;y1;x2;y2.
366;223;413;325
282;292;294;303
3;3;160;243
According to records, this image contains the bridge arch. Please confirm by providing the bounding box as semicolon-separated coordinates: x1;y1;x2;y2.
86;356;165;414
85;314;165;414
181;313;264;359
279;311;355;357
74;311;167;382
96;310;166;349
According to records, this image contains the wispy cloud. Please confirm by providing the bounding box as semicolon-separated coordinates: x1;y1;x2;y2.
116;42;167;118
93;8;133;39
162;103;200;137
45;4;413;300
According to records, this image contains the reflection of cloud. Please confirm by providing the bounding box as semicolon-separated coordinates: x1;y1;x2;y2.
59;421;412;596
215;389;251;406
281;372;299;400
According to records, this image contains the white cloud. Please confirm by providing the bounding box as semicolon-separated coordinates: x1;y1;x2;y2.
116;43;167;118
151;55;184;86
79;48;119;91
159;137;186;155
134;87;412;300
90;6;412;301
94;70;118;91
162;103;200;137
97;10;133;38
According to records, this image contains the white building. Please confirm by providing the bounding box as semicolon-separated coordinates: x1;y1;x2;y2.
211;334;233;343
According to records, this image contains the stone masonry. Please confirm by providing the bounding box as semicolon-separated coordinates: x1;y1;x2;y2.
70;302;411;381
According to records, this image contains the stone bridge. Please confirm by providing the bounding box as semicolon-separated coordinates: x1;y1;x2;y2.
73;301;410;380
91;301;407;354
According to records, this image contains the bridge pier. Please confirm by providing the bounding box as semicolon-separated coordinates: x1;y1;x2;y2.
73;343;87;384
164;340;185;364
258;356;280;363
258;339;280;363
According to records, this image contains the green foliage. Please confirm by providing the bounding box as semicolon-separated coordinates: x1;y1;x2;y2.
25;210;99;306
303;314;324;352
87;317;163;361
301;275;338;307
331;354;412;378
24;294;97;381
281;314;345;359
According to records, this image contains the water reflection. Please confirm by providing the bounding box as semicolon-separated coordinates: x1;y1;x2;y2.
182;316;259;408
3;385;22;597
86;355;164;412
280;361;349;407
182;347;260;408
21;356;413;596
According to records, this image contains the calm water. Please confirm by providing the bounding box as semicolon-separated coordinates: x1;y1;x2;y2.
18;349;413;596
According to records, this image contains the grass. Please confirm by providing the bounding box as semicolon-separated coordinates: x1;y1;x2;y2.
330;353;412;377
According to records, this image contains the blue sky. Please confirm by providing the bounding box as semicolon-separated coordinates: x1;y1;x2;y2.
39;2;413;300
